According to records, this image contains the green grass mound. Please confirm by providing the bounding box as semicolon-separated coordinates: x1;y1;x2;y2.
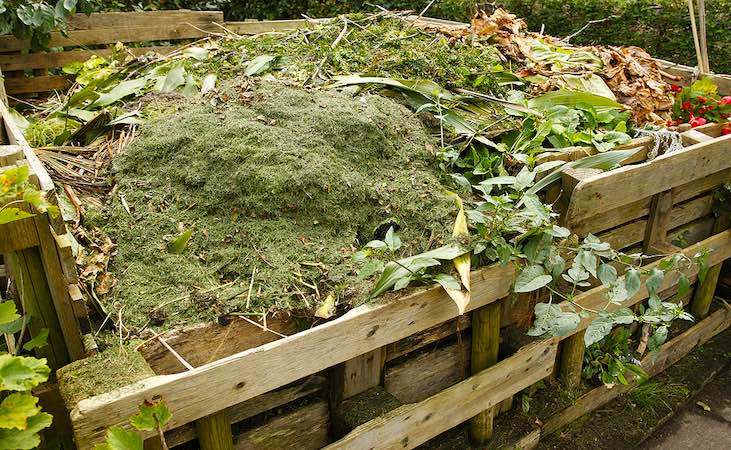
90;81;454;330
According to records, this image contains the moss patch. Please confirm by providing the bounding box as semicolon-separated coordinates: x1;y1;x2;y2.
57;344;154;406
88;81;454;329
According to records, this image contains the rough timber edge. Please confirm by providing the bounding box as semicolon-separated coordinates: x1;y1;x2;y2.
69;231;731;448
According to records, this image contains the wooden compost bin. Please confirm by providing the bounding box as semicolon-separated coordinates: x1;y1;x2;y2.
2;10;731;450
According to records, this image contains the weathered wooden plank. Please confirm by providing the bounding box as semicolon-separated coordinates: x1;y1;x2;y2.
166;375;325;447
340;348;386;400
682;129;714;145
195;410;233;450
469;301;502;444
384;340;469;404
1;100;54;191
33;215;85;361
139;316;299;375
0;215;39;253
0;144;22;165
643;191;674;252
325;339;557;450
385;316;469;362
65;10;223;30
0;22;221;52
223;20;310;35
597;194;713;250
0;46;177;72
233;400;330;450
690;217;730;319
4;75;71;95
70;263;515;448
565;135;731;228
53;232;79;284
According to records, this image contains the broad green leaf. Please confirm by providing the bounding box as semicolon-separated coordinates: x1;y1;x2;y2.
0;317;23;335
575;249;597;278
624;268;641;299
434;274;461;291
22;329;48;352
610;307;636;325
94;78;147;107
393;276;412;291
528;89;623;114
356;260;384;282
157;65;186;93
201;74;217;94
384;227;401;252
0;412;52;449
94;427;143;450
0;393;40;430
244;55;277;77
0;354;50;392
129;400;172;431
647;325;668;353
645;268;664;296
524;148;641;196
166;229;192;254
528;303;579;337
0;301;20;326
514;265;552;293
370;245;464;297
597;263;618;287
365;240;387;250
677;273;691;298
584;317;614;346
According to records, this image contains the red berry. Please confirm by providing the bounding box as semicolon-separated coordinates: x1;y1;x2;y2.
682;101;692;110
722;127;731;136
689;116;707;128
670;84;682;92
697;95;707;103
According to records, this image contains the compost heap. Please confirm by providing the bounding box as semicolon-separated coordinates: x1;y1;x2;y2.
88;81;454;329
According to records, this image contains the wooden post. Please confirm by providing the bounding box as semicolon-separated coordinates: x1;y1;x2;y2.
468;301;501;445
558;334;584;388
691;215;730;319
195;410;233;450
643;191;674;254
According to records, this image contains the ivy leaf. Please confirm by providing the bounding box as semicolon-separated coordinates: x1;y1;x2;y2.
515;265;552;293
0;354;50;392
584;317;614;346
624;268;641;298
94;427;143;450
0;412;52;449
647;325;668;353
434;273;461;291
0;392;41;430
527;303;579;337
597;264;618;287
0;301;20;326
22;329;48;352
129;400;172;431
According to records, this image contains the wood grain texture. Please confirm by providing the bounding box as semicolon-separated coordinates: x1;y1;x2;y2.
195;410;233;450
469;301;502;444
558;334;584;388
340;348;386;400
384;340;469;404
70;263;515;448
1;100;54;191
0;216;39;253
224;20;310;35
233;400;330;450
4;75;70;95
325;339;558;450
643;190;674;252
385;316;469;362
0;46;177;72
565;135;731;228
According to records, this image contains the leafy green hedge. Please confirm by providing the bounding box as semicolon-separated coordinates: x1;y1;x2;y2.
92;1;729;73
499;0;731;74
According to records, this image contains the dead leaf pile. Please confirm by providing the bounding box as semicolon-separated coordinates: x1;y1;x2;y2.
74;225;118;298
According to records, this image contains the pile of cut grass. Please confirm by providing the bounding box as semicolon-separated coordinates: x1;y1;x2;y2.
88;81;455;329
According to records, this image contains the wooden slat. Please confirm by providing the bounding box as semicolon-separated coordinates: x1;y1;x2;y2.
1;100;54;191
385;316;469;362
53;233;79;284
65;10;223;30
0;215;39;253
223;20;310;35
643;190;674;252
597;194;713;249
233;400;330;450
4;75;71;95
325;339;557;450
0;22;222;52
565;135;731;228
0;46;177;72
70;263;515;448
340;348;386;400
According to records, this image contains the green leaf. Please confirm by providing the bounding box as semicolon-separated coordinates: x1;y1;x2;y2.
94;78;147;107
624;268;641;299
94;427;143;450
528;89;623;114
244;55;277;77
524;148;641;196
584;317;614;347
384;226;401;252
645;268;664;296
0;412;52;449
0;393;41;430
647;325;668;353
182;47;209;61
370;245;464;297
166;230;192;254
0;302;20;326
0;209;34;225
576;249;598;278
515;265;552;293
22;329;48;352
356;260;383;282
129;400;171;431
597;264;618;287
610;307;636;325
0;354;50;392
527;303;579;337
677;273;691;298
157;65;186;93
434;273;461;291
